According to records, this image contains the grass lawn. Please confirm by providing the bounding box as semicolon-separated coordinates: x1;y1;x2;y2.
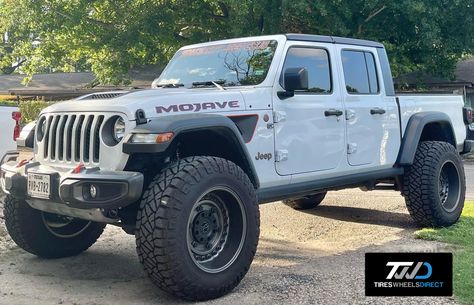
415;201;474;304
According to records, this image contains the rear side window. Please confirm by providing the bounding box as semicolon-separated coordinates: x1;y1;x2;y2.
341;50;379;94
280;47;332;93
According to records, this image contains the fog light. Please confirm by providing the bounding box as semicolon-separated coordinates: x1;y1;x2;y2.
90;184;98;199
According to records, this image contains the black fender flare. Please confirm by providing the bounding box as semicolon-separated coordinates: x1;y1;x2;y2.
123;113;260;188
397;111;456;165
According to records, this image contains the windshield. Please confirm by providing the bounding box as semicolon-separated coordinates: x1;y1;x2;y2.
154;40;278;88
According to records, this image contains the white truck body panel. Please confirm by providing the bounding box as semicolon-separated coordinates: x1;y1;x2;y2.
0;106;18;158
398;94;466;147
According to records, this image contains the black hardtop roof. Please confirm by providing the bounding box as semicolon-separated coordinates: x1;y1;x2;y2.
285;34;384;48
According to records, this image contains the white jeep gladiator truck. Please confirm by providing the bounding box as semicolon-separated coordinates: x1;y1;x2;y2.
1;34;473;301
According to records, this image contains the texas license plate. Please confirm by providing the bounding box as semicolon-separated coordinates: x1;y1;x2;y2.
27;173;51;199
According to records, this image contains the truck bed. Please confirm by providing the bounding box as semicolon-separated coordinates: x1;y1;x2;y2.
397;94;466;149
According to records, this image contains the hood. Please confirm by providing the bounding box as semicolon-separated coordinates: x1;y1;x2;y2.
41;88;248;120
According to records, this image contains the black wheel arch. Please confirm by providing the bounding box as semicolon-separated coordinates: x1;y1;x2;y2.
397;112;457;166
123;114;260;188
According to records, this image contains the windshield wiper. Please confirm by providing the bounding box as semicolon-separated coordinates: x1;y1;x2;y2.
156;83;185;88
191;80;226;90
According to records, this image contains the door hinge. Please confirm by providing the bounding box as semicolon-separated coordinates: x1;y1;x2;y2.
347;143;358;154
275;149;288;162
273;111;286;123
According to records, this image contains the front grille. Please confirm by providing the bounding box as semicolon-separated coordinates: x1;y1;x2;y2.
40;114;105;164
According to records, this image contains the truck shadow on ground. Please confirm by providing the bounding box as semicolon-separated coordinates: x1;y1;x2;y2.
301;205;418;230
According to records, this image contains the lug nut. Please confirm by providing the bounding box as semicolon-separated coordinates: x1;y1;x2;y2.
107;209;119;219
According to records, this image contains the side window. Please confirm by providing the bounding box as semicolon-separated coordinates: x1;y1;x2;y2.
341;50;379;94
280;47;332;93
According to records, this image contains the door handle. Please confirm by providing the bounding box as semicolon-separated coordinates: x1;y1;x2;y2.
370;108;386;115
325;109;344;117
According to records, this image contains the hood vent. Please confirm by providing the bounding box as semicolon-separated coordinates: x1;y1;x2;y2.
77;91;129;100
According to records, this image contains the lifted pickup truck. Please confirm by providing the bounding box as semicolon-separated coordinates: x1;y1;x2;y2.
1;34;473;301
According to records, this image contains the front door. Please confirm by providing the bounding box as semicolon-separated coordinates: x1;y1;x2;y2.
273;43;346;175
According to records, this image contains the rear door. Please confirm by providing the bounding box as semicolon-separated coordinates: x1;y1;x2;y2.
273;42;346;175
336;46;386;166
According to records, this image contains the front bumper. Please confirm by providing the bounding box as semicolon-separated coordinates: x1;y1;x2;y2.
1;155;144;211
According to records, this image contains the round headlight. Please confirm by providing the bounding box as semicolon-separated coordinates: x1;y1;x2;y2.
113;117;126;142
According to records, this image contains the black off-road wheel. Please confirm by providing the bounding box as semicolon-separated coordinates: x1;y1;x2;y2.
283;192;327;210
402;141;465;227
135;156;259;301
4;195;105;258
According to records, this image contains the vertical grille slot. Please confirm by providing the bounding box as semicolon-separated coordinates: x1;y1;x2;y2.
74;115;85;162
56;115;68;161
49;116;60;160
66;115;76;161
93;115;104;163
83;116;94;163
43;116;53;159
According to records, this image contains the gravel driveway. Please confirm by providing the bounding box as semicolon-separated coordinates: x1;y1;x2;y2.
1;163;472;304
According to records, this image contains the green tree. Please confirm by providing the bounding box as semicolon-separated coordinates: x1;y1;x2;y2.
225;0;474;78
0;0;231;83
0;0;472;83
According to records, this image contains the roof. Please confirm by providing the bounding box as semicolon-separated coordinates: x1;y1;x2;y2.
285;34;385;48
456;58;474;84
0;65;162;97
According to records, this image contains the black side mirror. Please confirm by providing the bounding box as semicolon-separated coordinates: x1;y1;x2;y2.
284;67;308;91
278;67;308;99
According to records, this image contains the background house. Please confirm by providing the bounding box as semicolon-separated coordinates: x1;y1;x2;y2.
395;58;474;108
0;65;162;100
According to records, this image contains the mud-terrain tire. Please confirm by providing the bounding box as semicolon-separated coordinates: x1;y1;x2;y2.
4;195;105;258
402;141;465;227
135;156;259;301
283;192;327;210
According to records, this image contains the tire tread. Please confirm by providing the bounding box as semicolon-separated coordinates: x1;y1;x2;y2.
135;156;259;301
402;141;465;227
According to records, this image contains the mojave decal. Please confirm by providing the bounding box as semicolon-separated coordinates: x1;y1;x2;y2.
156;101;240;114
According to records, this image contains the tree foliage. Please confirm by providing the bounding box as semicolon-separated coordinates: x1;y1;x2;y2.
0;0;472;84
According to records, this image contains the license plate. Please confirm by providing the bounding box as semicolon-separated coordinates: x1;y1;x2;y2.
27;173;51;199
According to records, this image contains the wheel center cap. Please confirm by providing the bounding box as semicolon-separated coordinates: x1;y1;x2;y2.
201;222;210;233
